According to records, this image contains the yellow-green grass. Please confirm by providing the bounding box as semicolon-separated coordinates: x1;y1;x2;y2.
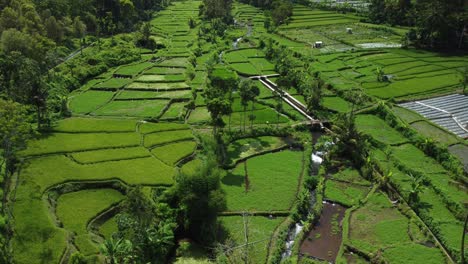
139;122;189;134
161;102;186;119
143;130;194;148
100;216;118;239
366;73;461;99
331;168;371;186
349;192;446;263
371;149;466;256
71;147;151;164
324;180;370;207
126;82;190;90
158;57;189;67
19;155;175;192
322;96;352;113
75;234;100;256
410;121;459;145
92;100;168;117
144;67;186;75
116;90;191;100
136;74;185;83
69;91;115;114
390;144;447;174
227;136;287;163
93;78;133;89
448;144;468;169
188;107;211;123
225;108;290;125
219;216;284;264
56;189;124;235
151;141;197;165
11;198;67;264
52;117;136;133
22;133;140;156
180;159;203;174
228;61;257;73
355;114;408;145
392;106;424;123
222;150;303;212
114;62;154;76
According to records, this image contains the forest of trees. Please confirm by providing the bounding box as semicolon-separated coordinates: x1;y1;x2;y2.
368;0;467;50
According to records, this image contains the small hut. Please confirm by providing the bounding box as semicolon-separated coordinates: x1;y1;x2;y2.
346;28;353;34
314;41;323;48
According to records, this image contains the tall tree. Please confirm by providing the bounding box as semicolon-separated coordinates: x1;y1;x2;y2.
0;100;32;198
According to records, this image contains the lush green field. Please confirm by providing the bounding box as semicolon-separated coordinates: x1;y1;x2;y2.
227;136;287;163
355;114;409;145
348;192;446;263
57;189;124;255
92;100;169;117
143;129;194;148
22;132;141;156
222;150;303;212
69;91;115;114
151;141;197;165
220;216;284;263
71;147;151;164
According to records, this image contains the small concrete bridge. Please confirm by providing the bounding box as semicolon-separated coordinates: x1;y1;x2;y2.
250;75;324;128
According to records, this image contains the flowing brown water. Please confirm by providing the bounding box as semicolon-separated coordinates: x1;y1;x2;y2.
300;202;346;262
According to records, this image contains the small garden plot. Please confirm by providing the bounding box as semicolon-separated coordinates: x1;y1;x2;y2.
144;67;186;75
180;159;202;174
367;73;460;99
136;74;185;83
12;198;67;264
390;144;447;174
392;106;424;123
349;192;445;263
448;144;468;172
151;141;197;165
219;216;284;264
255;81;274;98
22;132;140;156
355;115;408;145
331;168;371;186
92;100;168;117
160;102;186;119
117;90;191;100
226;108;290;125
229;62;259;76
23;155;175;191
222;150;303;212
100;216;118;238
114;62;153;77
249;58;275;72
158;57;189;68
92;78;133;90
71;147;151;164
53;117;137;133
410;121;459;145
325;180;369;207
139;122;189;134
56;188;124;237
188;107;211;124
322;96;352;113
227;136;288;164
126;81;190;90
315;23;403;46
69;91;115;114
143;130;193;148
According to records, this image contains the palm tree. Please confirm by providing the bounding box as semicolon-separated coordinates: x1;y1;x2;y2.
100;237;132;264
408;173;426;206
376;67;385;82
